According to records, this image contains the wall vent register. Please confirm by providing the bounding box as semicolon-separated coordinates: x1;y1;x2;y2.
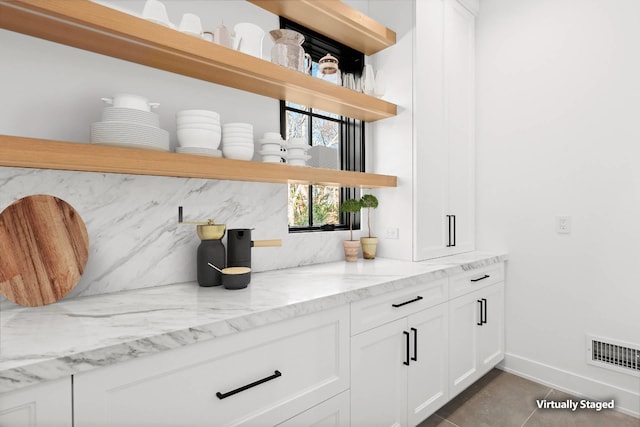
587;335;640;376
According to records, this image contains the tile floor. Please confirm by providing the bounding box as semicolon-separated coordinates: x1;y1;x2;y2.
418;369;640;427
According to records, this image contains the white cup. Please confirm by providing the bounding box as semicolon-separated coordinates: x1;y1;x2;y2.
179;13;202;36
142;0;169;26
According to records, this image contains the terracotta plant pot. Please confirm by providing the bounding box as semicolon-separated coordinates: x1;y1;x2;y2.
360;237;378;259
343;240;361;262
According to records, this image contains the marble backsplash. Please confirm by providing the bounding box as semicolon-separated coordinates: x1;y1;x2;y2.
0;166;350;305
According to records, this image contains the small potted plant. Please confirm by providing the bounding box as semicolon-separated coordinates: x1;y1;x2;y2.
340;198;361;262
359;194;379;259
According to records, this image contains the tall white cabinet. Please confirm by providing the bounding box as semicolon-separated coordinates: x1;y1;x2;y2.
414;0;477;260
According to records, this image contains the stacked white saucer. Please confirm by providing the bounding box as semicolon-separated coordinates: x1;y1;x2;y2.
91;95;169;151
176;110;222;157
258;132;286;163
221;123;254;160
284;137;311;166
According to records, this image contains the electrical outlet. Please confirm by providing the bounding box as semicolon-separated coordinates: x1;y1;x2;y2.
556;216;571;234
385;227;399;239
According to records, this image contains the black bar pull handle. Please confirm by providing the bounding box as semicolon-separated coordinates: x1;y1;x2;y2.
452;215;456;247
403;331;410;366
482;298;488;324
392;296;423;308
477;300;484;326
411;327;418;361
216;370;282;400
446;215;453;247
471;274;490;282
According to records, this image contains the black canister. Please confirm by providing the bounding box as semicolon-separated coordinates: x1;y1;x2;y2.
227;228;252;268
197;239;225;287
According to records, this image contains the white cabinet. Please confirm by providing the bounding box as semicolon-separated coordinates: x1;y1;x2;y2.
414;0;477;260
73;305;349;427
350;286;449;427
277;391;350;427
449;281;504;398
0;377;71;427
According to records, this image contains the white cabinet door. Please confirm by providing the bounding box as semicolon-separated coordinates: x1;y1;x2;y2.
407;303;449;426
448;289;480;398
414;0;476;260
449;282;505;399
477;283;505;374
444;0;476;255
74;306;349;427
0;378;71;427
351;318;408;427
277;391;350;427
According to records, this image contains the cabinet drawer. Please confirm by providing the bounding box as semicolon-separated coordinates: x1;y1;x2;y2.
74;305;349;427
351;277;448;335
449;263;504;299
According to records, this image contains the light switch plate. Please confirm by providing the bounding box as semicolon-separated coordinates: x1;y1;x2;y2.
556;216;571;234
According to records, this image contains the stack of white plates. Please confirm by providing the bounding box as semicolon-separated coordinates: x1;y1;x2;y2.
91;101;169;151
258;131;285;163
284;138;311;166
176;110;222;156
222;122;254;160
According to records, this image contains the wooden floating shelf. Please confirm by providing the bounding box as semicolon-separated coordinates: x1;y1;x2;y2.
0;0;397;122
0;136;397;188
248;0;396;55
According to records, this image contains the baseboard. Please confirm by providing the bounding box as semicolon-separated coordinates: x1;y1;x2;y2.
498;353;640;418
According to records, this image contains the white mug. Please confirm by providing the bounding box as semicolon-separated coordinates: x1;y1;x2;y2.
179;13;202;36
142;0;169;26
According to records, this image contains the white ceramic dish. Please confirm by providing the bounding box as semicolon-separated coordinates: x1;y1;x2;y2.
91;122;170;151
177;123;221;131
177;110;220;120
177;128;221;148
101;94;159;112
222;144;254;160
223;122;253;130
90;121;168;142
222;137;253;145
102;107;160;127
222;130;253;136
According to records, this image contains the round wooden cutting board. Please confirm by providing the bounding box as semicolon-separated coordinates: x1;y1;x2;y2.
0;195;89;307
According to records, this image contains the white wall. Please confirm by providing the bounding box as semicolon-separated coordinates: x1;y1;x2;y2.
476;0;640;416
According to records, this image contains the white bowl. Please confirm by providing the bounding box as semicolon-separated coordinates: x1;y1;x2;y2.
177;110;220;120
177;117;220;126
223;122;253;131
223;128;253;135
177;123;221;131
177;128;221;148
222;136;253;144
222;144;254;160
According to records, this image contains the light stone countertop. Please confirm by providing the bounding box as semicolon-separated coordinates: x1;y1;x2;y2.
0;251;507;394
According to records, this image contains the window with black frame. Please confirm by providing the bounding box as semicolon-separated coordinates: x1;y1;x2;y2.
280;18;365;233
